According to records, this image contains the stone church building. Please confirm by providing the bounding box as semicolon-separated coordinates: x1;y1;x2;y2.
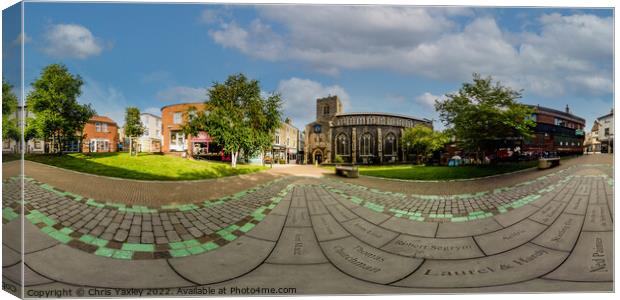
304;95;432;164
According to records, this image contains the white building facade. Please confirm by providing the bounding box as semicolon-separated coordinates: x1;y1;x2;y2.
137;113;163;152
598;109;614;153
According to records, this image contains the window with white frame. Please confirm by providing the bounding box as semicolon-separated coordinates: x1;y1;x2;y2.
173;112;182;124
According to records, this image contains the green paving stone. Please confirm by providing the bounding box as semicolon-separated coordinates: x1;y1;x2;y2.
49;231;72;244
112;250;133;260
122;243;155;252
91;238;108;247
79;234;96;243
169;249;191;258
187;246;207;255
60;227;73;235
95;247;114;257
239;223;255;233
220;232;237;241
183;239;200;247
169;241;187;250
41;226;55;234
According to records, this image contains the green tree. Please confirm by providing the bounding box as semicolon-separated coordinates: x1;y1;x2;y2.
2;80;19;146
183;73;282;167
435;74;535;160
26;64;95;154
401;125;449;164
124;107;144;156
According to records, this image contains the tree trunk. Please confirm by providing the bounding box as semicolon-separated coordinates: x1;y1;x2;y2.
129;137;134;156
231;151;238;168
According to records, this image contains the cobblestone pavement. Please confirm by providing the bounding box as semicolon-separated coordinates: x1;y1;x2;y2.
1;156;614;295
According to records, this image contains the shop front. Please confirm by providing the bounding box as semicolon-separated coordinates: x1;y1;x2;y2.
191;131;230;161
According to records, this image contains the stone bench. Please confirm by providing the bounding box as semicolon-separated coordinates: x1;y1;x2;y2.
538;157;560;169
335;165;359;178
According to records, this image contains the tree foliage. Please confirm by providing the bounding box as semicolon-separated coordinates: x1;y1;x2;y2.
26;64;95;153
401;125;449;164
434;73;535;157
2;80;19;142
183;73;282;167
124;107;144;156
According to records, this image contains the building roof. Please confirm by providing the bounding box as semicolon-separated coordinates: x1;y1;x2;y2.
528;105;586;124
597;110;613;120
89;115;117;125
335;112;432;123
160;102;205;111
141;112;161;119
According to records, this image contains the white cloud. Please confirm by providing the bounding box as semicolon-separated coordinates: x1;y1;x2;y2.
207;8;612;97
12;32;31;46
155;86;208;103
276;77;350;129
78;78;127;126
415;92;442;108
43;24;104;59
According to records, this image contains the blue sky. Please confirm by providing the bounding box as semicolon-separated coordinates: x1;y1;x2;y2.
3;3;614;130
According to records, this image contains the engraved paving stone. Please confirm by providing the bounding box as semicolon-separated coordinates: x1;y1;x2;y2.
529;201;566;225
475;219;547;255
493;204;539;227
544;231;613;282
267;227;327;265
395;243;568;288
326;204;357;222
531;213;584;252
245;214;286;242
379;216;438;237
351;206;391;225
564;194;589;215
321;236;423;284
311;214;350;242
582;204;613;232
435;218;503;238
286;207;312;227
382;234;484;259
341;218;398;248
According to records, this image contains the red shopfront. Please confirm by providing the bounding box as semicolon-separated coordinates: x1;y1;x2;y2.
191;131;230;161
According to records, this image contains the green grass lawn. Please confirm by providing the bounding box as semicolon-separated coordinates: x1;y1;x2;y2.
332;160;539;181
26;152;268;181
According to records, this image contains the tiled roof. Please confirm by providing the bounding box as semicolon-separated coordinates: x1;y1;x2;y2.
89;115;117;125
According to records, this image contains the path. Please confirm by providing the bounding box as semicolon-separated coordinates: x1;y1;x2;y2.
1;155;613;295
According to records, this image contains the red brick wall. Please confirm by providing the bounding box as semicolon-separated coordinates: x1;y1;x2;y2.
161;103;206;152
82;120;119;152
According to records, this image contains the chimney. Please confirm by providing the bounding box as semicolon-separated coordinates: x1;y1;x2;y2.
565;105;570;114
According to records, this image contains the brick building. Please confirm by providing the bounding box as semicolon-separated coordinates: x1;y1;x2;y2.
522;105;586;155
82;116;119;153
161;102;206;153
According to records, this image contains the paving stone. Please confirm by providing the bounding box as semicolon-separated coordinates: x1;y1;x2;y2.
320;236;423;284
311;214;350;242
246;214;286;242
25;244;192;288
475;219;547;255
351;206;391;225
168;236;274;285
379;216;438;238
395;243;568;288
285;207;311;227
436;218;503;238
267;227;327;264
326;204;358;222
493;204;539;227
341;218;398;248
544;231;613;282
583;204;613;232
528;201;566;225
383;235;484;259
113;229;128;242
532;213;584;251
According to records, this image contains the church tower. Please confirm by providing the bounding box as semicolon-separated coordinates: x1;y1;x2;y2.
316;95;343;122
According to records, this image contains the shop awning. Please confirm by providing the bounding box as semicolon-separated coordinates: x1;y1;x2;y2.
192;131;212;143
